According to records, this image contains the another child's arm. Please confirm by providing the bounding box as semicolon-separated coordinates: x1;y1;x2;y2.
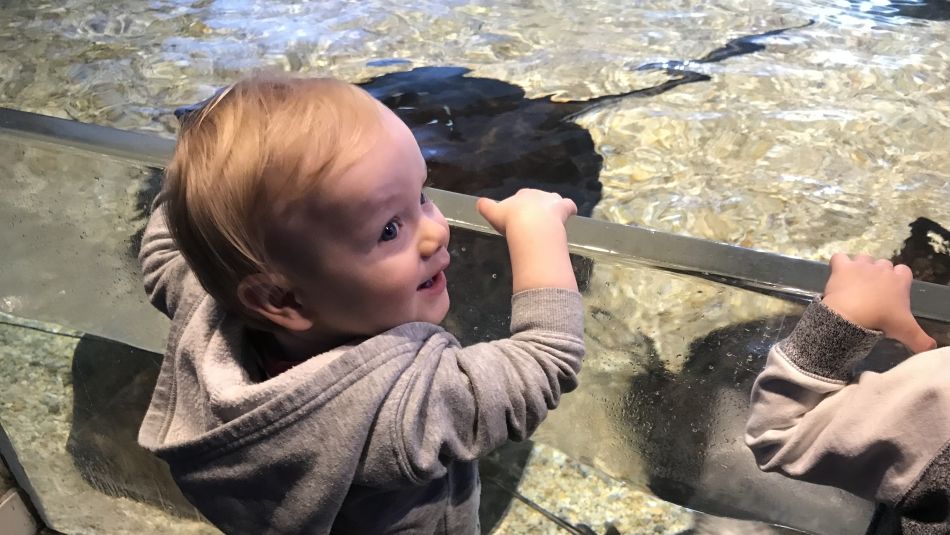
138;191;200;319
745;254;945;505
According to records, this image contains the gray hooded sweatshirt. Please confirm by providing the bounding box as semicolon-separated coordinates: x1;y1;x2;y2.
137;199;586;534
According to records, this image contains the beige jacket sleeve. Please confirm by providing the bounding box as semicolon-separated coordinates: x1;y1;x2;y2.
745;299;950;506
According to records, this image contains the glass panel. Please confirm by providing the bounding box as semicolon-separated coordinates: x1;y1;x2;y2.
0;134;167;351
10;135;943;535
0;137;216;534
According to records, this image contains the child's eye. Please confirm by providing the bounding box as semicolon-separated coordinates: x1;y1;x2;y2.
420;191;428;205
380;220;399;242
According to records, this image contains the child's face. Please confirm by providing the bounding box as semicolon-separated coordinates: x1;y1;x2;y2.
279;104;452;342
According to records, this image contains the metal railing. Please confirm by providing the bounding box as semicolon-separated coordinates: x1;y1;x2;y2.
2;105;948;322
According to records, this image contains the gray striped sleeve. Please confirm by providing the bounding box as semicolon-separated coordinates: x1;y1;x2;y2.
777;299;882;381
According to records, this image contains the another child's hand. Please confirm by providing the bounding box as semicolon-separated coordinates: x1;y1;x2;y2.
822;253;936;353
476;189;577;237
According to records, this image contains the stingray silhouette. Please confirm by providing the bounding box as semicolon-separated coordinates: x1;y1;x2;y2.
356;22;815;218
172;23;813;217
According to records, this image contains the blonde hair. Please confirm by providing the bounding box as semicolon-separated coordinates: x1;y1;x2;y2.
162;75;381;322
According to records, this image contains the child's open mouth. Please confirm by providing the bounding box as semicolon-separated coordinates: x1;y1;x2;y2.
417;271;445;291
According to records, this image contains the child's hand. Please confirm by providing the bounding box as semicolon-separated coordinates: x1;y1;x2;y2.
476;189;578;293
822;253;936;353
476;189;577;237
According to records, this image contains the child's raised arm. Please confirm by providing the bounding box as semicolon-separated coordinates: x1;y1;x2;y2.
355;189;585;486
476;189;578;293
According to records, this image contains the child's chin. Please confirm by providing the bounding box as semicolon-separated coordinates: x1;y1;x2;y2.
428;298;451;325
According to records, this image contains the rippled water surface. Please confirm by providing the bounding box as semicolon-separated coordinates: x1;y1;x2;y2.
1;1;948;533
5;0;946;366
2;0;948;258
0;0;950;258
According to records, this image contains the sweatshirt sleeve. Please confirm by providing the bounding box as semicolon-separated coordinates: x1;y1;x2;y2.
744;299;950;505
138;192;201;320
363;288;585;486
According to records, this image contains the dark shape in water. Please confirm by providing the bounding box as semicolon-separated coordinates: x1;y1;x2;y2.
848;0;950;22
356;21;815;218
171;21;814;220
65;337;202;519
891;217;950;285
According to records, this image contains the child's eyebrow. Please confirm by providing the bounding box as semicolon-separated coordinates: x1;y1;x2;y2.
347;189;404;236
359;173;427;213
358;189;400;213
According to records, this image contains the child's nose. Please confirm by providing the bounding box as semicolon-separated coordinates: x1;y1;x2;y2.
418;207;449;258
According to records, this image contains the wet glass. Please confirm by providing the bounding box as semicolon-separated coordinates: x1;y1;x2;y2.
7;134;946;534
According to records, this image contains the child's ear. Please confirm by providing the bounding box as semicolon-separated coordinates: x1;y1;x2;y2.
237;274;313;332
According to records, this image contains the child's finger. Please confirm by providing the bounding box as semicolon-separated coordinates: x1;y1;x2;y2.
829;253;851;270
894;263;914;283
476;197;503;231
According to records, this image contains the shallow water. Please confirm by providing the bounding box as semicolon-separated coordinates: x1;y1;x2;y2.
2;0;948;255
1;1;949;534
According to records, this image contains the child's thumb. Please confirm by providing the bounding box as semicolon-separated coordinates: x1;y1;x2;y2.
893;318;938;354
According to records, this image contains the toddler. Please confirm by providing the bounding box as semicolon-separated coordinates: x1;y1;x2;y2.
137;76;585;534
